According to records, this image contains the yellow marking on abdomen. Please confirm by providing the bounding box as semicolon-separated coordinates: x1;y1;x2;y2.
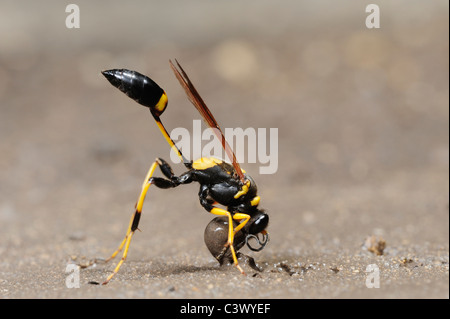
154;92;168;115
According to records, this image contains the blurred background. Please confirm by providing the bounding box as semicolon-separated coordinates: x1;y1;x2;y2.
0;1;448;298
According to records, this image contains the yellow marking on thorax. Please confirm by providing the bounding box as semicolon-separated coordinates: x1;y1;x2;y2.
250;196;260;206
192;157;223;170
234;180;251;199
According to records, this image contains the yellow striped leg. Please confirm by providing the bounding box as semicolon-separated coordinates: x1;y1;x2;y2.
102;161;158;285
210;208;251;275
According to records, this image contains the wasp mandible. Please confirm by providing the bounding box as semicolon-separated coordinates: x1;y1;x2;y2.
100;60;269;284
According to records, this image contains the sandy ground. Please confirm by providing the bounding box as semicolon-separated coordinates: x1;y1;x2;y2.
0;1;448;299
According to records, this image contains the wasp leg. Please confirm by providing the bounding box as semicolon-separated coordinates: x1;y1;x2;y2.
213;212;251;266
102;158;192;285
209;208;247;275
210;212;252;275
232;213;251;235
198;185;243;274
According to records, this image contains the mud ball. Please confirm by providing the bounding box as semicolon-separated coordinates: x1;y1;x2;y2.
204;217;247;265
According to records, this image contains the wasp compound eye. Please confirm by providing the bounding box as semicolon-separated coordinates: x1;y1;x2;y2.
102;69;168;117
248;212;269;235
204;217;246;265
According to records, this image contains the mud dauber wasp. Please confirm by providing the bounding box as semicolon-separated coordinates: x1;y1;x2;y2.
99;60;269;284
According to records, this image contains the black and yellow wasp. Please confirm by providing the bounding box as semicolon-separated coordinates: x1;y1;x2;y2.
100;60;269;284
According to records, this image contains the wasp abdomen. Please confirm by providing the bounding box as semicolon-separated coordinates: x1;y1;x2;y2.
102;69;167;116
